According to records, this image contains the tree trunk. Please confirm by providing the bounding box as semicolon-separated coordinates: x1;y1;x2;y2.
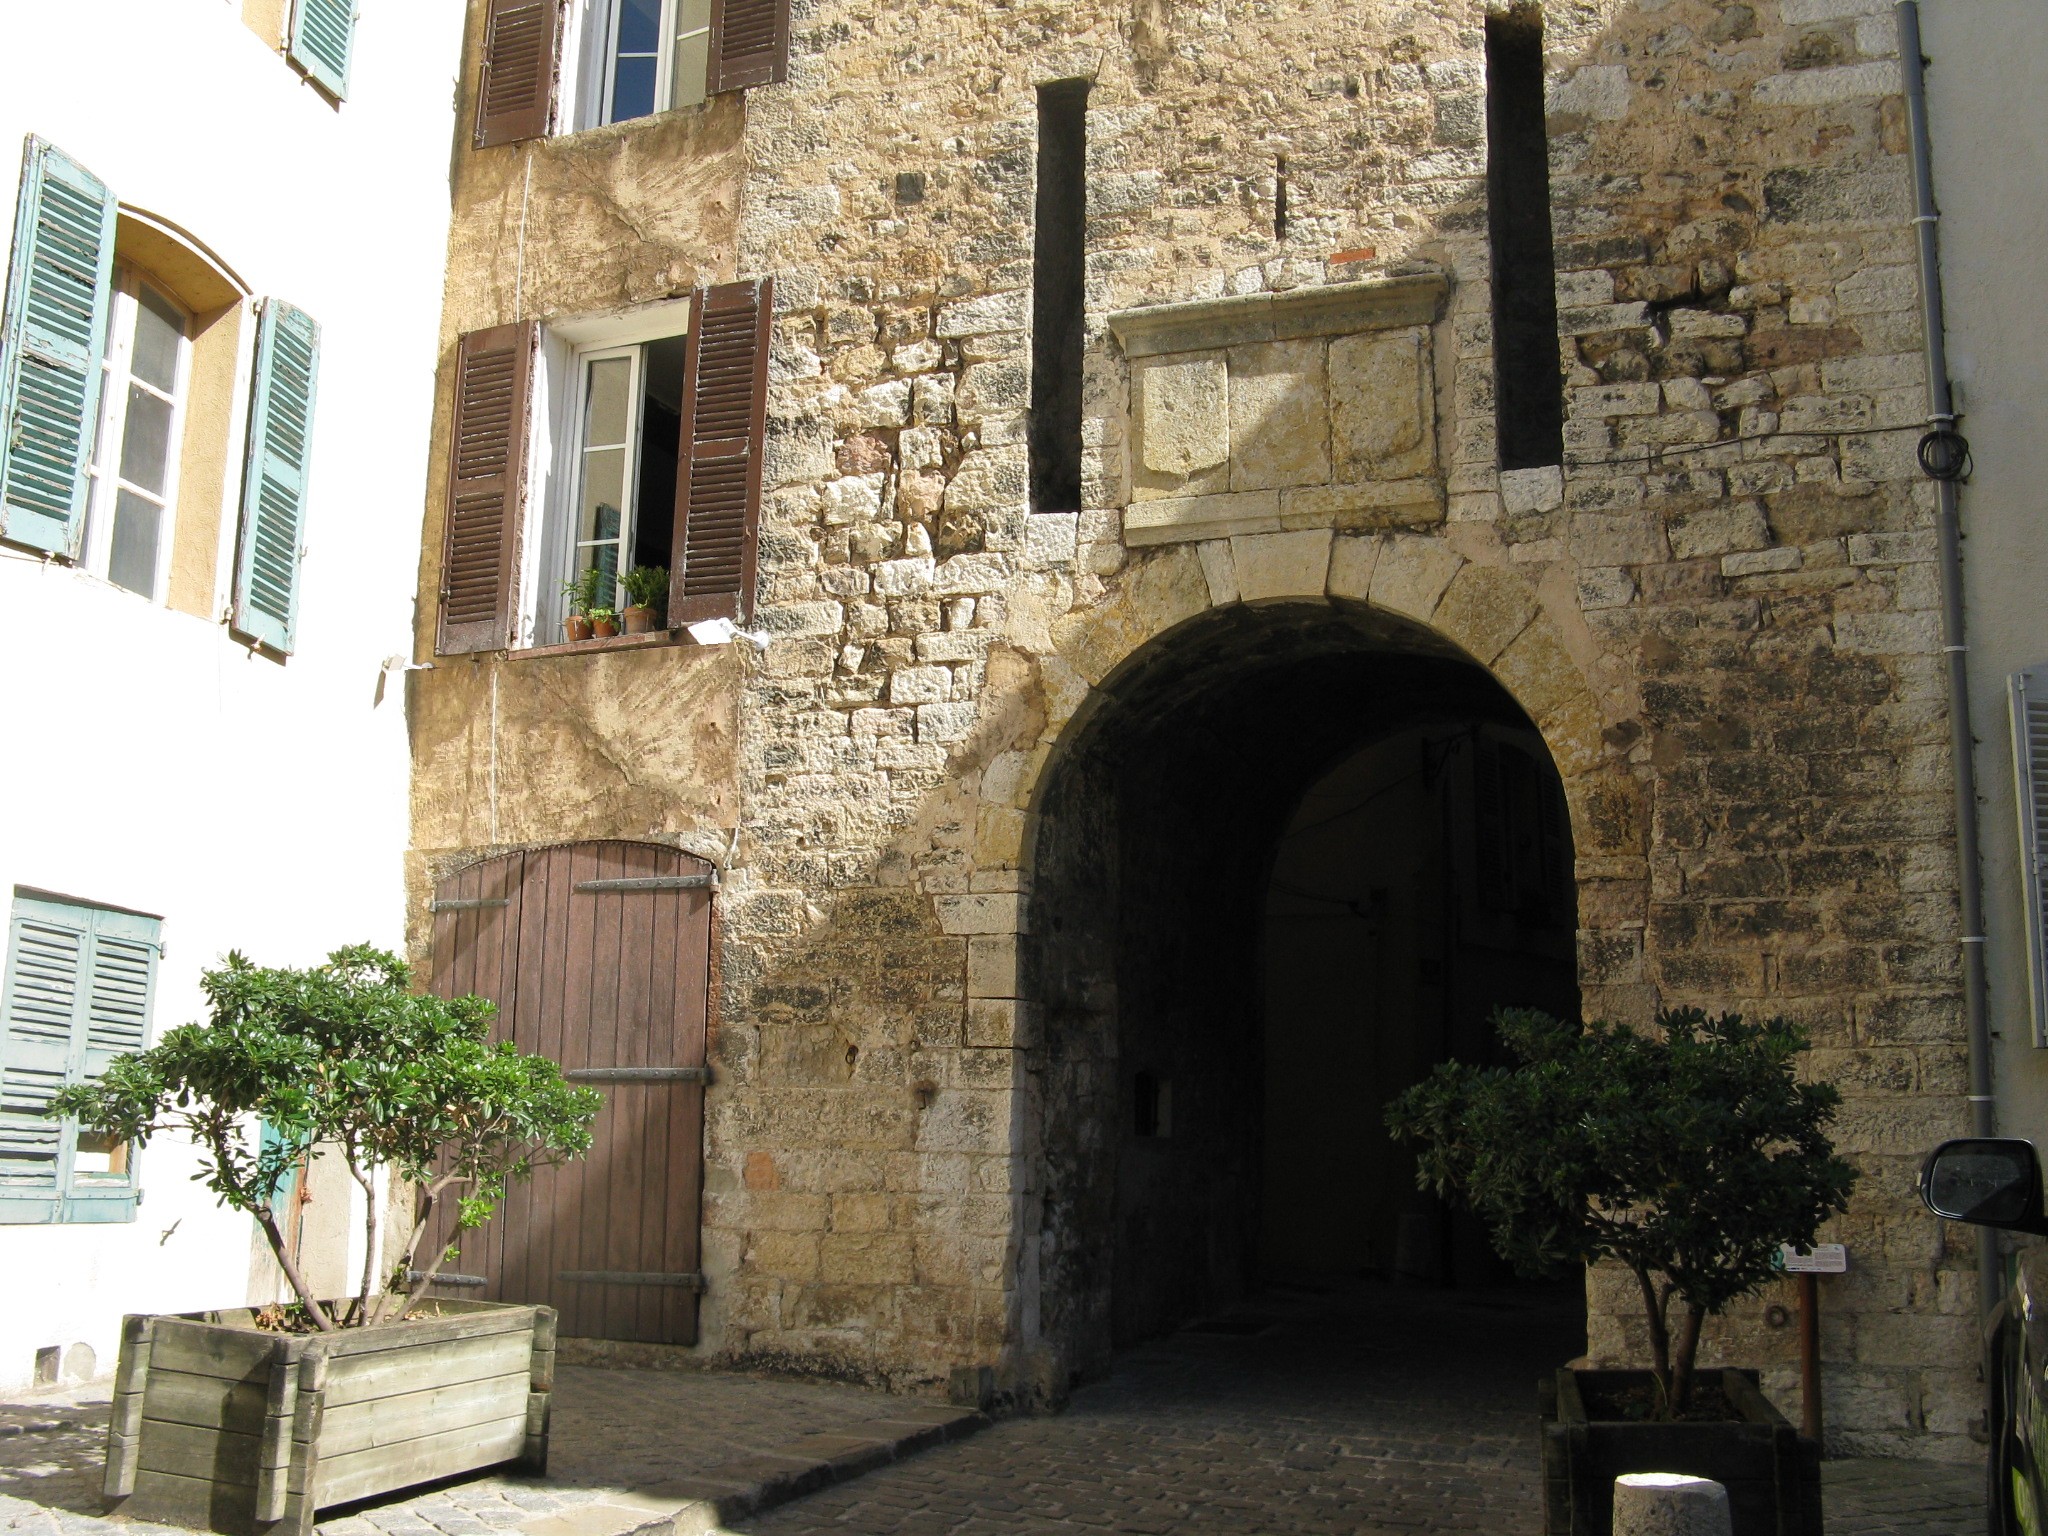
253;1203;337;1333
345;1152;380;1327
213;1118;335;1332
373;1173;463;1325
1633;1266;1672;1410
1670;1300;1705;1415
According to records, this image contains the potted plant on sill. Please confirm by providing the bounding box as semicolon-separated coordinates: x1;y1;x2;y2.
560;568;601;643
49;946;601;1536
589;606;619;639
619;564;668;635
1386;1007;1855;1536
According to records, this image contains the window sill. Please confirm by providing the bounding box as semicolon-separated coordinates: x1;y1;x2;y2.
514;628;690;660
0;1191;140;1225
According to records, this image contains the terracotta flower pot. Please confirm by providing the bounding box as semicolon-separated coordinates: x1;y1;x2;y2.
564;614;594;643
591;616;619;639
622;605;658;635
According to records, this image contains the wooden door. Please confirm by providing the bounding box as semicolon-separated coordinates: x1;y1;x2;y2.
423;841;713;1343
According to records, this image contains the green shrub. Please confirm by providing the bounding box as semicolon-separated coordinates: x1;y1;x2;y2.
1386;1007;1856;1415
50;946;600;1331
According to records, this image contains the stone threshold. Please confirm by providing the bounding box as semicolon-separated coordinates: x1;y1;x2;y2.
520;1402;990;1536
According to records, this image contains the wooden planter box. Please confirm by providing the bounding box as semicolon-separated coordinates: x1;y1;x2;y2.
1539;1368;1822;1536
102;1299;555;1536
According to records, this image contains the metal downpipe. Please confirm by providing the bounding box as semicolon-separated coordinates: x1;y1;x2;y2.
1896;1;2001;1327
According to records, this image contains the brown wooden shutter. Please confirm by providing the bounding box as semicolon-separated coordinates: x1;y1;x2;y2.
707;0;790;95
474;0;562;148
437;322;534;655
669;279;772;625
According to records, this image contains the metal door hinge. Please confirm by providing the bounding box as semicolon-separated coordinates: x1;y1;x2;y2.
407;1270;488;1288
558;1270;706;1291
574;873;719;893
564;1066;711;1084
431;898;511;912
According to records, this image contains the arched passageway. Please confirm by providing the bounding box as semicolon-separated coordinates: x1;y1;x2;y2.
1025;600;1581;1380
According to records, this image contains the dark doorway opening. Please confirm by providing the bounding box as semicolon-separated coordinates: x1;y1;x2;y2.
1261;721;1576;1290
1027;602;1583;1382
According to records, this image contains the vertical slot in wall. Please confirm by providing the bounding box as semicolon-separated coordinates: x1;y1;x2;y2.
1484;4;1564;471
1031;78;1091;514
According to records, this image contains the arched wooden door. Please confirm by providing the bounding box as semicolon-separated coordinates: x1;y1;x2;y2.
424;841;713;1344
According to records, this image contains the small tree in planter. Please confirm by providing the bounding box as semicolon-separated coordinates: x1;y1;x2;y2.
1386;1007;1855;1417
49;947;602;1535
50;945;601;1331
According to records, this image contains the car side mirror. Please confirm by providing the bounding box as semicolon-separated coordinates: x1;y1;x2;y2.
1920;1138;2048;1234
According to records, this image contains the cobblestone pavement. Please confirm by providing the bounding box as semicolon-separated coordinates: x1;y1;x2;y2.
1825;1456;1984;1536
0;1288;1989;1536
0;1366;894;1536
730;1282;1987;1536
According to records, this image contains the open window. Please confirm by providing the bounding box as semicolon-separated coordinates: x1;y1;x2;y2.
475;0;790;147
436;281;771;656
0;139;318;650
82;271;192;601
580;0;713;126
542;332;687;637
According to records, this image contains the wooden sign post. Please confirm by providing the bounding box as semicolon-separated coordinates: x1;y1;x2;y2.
1778;1243;1848;1446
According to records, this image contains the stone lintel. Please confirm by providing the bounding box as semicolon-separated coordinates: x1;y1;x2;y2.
1106;271;1450;359
1125;481;1442;547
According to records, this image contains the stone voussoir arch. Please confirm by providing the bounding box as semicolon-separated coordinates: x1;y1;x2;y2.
1013;530;1645;910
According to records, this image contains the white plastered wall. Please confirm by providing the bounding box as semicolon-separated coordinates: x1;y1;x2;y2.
1920;4;2048;1149
0;0;460;1392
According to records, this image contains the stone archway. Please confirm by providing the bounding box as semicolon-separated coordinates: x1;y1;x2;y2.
1000;538;1643;1388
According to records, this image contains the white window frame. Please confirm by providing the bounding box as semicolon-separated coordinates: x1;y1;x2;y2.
521;300;693;647
82;267;191;603
564;0;713;133
568;341;645;609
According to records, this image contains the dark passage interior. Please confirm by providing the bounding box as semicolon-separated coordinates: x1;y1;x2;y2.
1028;603;1581;1379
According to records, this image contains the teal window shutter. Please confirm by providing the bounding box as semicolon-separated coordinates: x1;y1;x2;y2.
2012;666;2048;1048
0;894;159;1225
0;138;117;559
234;300;321;654
289;0;359;99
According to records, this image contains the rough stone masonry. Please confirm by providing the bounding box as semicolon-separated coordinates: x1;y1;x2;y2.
408;0;1977;1459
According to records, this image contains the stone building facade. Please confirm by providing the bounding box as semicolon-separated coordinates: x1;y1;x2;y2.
406;0;1977;1458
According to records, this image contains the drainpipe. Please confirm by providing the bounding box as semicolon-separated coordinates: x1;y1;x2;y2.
1896;1;2001;1327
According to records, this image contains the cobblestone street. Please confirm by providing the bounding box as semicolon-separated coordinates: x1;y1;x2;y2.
736;1281;1577;1536
0;1284;1985;1536
731;1284;1984;1536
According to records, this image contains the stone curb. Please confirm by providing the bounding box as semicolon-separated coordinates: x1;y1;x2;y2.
537;1403;990;1536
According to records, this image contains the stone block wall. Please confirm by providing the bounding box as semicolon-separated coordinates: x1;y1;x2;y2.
411;0;1979;1456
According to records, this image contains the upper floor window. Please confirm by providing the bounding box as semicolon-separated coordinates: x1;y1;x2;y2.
474;0;789;148
0;138;323;655
555;336;686;631
85;271;191;601
434;281;773;655
240;0;359;101
287;0;360;101
596;0;712;124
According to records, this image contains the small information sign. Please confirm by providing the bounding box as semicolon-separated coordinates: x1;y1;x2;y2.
1778;1242;1848;1273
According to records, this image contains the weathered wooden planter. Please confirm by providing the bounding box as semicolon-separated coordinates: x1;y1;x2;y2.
102;1300;555;1536
1539;1368;1822;1536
